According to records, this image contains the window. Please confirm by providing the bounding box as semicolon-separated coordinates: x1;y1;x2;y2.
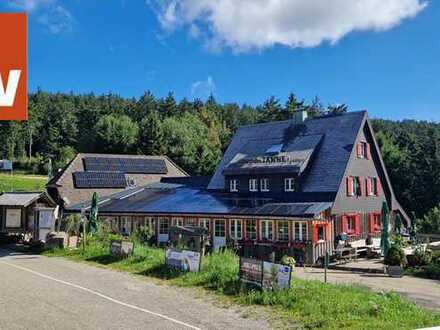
347;176;362;197
317;226;325;241
230;219;242;239
366;177;380;196
293;222;307;241
277;221;289;241
159;218;169;234
260;178;269;192
173;217;183;226
285;178;295;192
200;219;210;230
249;179;258;192
342;214;359;235
186;218;198;227
246;220;257;240
230;179;238;192
121;216;131;234
261;220;273;240
369;213;381;233
214;220;225;237
357;141;370;159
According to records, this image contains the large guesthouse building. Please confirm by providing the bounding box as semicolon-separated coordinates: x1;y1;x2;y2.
67;111;408;264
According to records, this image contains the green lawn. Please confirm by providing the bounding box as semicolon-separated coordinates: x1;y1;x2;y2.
0;173;47;192
43;237;440;330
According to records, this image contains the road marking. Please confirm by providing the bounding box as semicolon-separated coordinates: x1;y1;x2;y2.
0;260;201;330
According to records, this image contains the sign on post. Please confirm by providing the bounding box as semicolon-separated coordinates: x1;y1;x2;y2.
239;257;292;290
110;240;134;257
165;248;201;272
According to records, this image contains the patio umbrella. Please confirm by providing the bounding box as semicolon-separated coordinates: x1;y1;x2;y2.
380;201;391;257
88;192;99;234
395;213;402;235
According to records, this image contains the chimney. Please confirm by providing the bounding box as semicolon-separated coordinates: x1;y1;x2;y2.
293;110;308;124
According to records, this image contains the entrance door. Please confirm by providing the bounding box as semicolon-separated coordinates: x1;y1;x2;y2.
213;219;226;251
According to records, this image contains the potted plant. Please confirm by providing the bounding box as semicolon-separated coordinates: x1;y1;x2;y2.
384;244;407;278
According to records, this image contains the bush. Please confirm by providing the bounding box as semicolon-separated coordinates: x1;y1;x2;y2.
131;226;154;244
281;255;296;268
384;245;407;266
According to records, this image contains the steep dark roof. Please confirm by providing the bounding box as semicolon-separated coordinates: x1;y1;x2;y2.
208;111;366;194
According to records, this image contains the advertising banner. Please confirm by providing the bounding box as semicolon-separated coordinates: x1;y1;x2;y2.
0;13;27;121
110;240;134;257
165;248;201;272
239;257;263;286
239;257;292;290
262;262;292;290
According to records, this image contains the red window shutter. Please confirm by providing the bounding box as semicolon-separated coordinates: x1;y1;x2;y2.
347;177;353;196
313;225;318;243
341;215;348;233
355;215;361;235
366;143;371;159
357;178;362;196
377;179;382;195
326;224;332;241
368;214;373;233
366;177;371;196
356;143;361;158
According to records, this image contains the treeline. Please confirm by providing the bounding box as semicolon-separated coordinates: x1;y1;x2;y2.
0;90;438;219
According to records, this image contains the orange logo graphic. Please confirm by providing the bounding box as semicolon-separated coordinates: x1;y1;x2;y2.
0;13;27;121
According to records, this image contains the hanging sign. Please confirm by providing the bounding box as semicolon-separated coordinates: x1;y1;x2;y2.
165;248;201;272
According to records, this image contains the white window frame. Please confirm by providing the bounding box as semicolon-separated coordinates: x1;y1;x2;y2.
285;178;295;192
277;221;289;241
249;178;258;192
260;220;274;240
293;222;307;241
230;219;242;240
260;178;269;192
359;142;367;159
214;219;226;237
369;177;378;196
172;217;184;227
200;218;210;229
159;218;170;235
246;220;257;240
230;179;238;192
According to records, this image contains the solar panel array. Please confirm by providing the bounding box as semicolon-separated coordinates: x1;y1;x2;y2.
83;157;167;174
73;172;127;189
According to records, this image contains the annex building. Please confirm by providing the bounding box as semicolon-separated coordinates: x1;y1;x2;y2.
67;111;409;264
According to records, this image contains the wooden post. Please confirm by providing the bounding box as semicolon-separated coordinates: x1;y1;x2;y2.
324;251;329;283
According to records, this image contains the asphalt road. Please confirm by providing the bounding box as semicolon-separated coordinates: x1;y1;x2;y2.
0;249;269;330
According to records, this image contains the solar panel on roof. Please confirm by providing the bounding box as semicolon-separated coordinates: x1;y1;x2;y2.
73;172;127;188
83;157;167;174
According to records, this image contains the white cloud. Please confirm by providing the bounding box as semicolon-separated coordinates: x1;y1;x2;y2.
9;0;74;35
148;0;427;52
8;0;53;12
191;76;216;99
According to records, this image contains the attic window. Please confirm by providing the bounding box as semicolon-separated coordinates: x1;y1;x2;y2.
357;142;371;159
265;144;283;154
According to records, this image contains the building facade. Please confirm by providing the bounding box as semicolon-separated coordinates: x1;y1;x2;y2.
67;111;409;264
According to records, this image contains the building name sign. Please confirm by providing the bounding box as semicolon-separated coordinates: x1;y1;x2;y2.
251;155;293;165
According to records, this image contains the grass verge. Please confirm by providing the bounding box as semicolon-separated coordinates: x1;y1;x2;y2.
0;173;47;192
43;241;440;330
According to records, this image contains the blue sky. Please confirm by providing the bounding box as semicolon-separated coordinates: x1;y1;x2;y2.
2;0;439;121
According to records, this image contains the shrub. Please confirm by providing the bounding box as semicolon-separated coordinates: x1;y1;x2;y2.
384;245;406;266
281;255;296;268
131;226;154;244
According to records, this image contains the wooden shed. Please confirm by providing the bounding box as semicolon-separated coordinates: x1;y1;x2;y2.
0;192;57;240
